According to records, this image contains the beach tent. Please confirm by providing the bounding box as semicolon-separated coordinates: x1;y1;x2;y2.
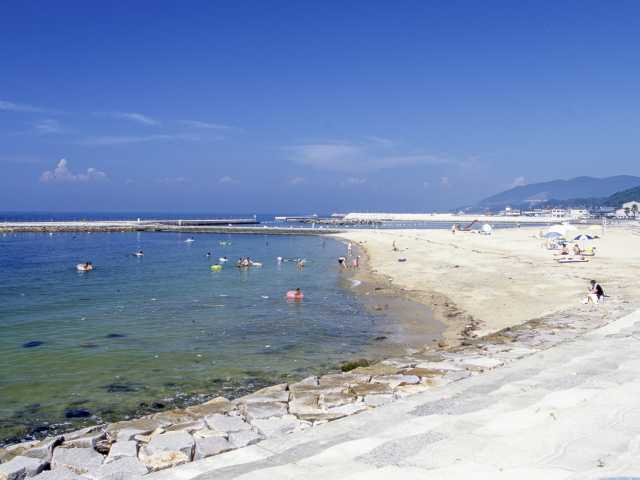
482;224;493;235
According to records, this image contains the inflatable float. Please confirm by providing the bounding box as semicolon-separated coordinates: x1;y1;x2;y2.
210;265;223;271
76;263;94;272
286;290;304;300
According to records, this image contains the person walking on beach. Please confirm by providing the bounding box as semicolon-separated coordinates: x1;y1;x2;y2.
347;242;352;256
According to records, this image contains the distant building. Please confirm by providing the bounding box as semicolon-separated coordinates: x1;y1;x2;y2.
502;206;522;216
550;208;568;218
569;209;590;219
615;200;640;218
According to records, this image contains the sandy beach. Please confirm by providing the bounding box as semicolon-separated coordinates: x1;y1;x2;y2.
337;226;640;341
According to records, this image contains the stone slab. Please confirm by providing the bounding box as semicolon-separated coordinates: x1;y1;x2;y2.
51;448;104;475
193;437;233;460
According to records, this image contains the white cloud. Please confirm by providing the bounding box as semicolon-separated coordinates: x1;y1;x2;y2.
78;133;200;146
288;176;306;185
345;177;366;185
284;140;453;173
365;136;394;147
40;159;108;183
0;99;49;113
157;176;190;185
33;119;65;135
218;176;237;184
108;112;159;126
181;120;233;130
440;176;450;187
509;176;527;188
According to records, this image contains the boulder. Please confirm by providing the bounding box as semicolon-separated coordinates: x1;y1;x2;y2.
192;429;227;440
32;468;84;480
250;415;310;437
193;437;233;460
362;394;395;407
235;384;289;404
51;448;104;475
163;420;206;434
85;457;147;480
318;373;371;389
0;456;46;480
241;402;288;422
64;431;106;449
23;436;63;462
141;431;194;460
227;430;262;449
204;414;251;433
106;419;167;442
137;451;189;472
105;442;137;464
150;410;196;425
371;374;420;389
185;397;234;417
348;382;393;396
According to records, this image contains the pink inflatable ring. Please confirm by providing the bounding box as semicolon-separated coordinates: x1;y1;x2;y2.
286;290;304;300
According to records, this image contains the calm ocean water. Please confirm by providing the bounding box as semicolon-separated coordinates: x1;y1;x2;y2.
0;229;385;445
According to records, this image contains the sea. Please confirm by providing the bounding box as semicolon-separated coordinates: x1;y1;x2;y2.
0;213;399;445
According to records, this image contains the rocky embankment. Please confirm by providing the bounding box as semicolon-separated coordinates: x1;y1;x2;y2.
1;295;632;480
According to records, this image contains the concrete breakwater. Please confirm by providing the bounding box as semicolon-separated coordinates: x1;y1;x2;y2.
0;221;344;235
0;293;630;480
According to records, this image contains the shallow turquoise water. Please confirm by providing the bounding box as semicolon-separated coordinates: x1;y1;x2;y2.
0;232;382;444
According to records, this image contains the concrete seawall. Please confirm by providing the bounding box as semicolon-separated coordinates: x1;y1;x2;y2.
0;222;344;235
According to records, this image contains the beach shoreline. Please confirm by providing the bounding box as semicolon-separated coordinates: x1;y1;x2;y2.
3;226;640;479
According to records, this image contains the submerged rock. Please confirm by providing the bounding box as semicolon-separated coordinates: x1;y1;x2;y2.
21;341;44;349
105;334;126;339
64;409;91;419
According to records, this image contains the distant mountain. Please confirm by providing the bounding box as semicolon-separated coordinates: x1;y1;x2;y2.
602;185;640;207
478;176;640;209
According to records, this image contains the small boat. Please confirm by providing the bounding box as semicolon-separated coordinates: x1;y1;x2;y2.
219;241;232;246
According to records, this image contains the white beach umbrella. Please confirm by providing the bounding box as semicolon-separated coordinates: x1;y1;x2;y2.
482;224;493;234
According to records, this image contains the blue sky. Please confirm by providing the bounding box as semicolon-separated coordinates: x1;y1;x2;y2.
2;1;640;213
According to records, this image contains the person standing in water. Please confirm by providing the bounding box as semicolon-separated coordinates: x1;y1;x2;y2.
347;242;353;256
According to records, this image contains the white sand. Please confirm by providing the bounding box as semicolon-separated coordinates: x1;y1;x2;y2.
337;226;640;339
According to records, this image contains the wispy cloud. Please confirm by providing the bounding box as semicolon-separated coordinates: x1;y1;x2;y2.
284;140;452;173
440;176;450;188
288;176;306;185
364;136;394;147
156;176;190;185
218;176;238;184
0;99;54;114
78;133;200;146
509;176;527;189
103;112;159;126
33;119;66;135
40;159;108;183
344;176;366;185
181;120;234;130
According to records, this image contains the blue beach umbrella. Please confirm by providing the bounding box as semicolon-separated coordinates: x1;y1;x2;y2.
543;231;563;239
574;234;594;241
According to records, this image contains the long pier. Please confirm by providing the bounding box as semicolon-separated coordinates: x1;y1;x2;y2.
0;220;344;235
